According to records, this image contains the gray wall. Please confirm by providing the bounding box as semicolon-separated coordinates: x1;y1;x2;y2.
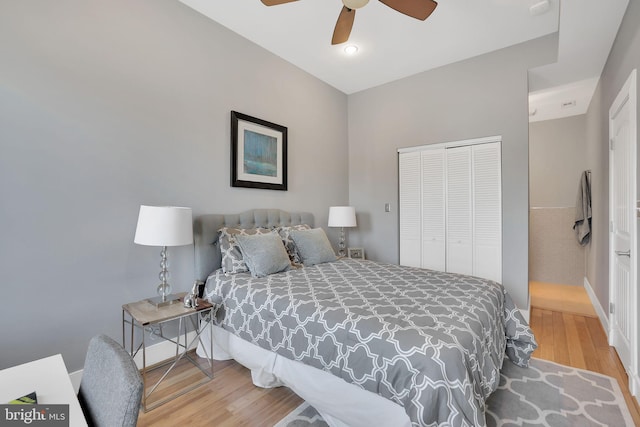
0;0;348;371
347;34;558;309
584;1;639;319
529;115;588;208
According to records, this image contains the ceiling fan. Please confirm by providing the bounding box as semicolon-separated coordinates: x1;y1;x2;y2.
260;0;438;45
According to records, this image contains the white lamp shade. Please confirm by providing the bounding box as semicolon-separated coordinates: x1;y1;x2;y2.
328;206;357;227
134;205;193;247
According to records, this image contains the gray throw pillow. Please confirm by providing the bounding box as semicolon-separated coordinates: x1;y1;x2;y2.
277;224;311;264
217;227;271;275
235;232;291;278
290;228;337;266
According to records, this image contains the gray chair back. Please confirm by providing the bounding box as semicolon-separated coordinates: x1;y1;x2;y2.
78;334;143;427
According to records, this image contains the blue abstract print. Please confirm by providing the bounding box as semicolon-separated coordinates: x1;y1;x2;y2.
243;130;277;177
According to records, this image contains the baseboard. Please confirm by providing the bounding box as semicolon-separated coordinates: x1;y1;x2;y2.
583;277;609;338
520;308;530;324
583;277;640;403
69;331;197;394
631;372;640;398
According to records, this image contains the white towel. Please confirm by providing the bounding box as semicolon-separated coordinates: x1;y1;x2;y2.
573;171;592;246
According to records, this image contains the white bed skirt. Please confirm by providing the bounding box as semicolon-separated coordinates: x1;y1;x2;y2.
197;324;411;427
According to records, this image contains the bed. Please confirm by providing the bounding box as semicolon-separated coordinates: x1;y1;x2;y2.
194;209;536;427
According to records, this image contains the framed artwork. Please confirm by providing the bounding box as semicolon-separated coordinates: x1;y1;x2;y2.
231;111;288;191
348;247;365;259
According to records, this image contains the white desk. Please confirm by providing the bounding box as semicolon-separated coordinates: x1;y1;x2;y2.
0;354;88;427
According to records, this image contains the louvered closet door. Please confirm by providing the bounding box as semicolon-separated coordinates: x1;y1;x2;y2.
421;149;446;271
472;143;502;282
399;151;422;267
446;147;473;275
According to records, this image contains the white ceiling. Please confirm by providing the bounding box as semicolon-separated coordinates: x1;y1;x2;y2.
180;0;628;121
528;0;628;122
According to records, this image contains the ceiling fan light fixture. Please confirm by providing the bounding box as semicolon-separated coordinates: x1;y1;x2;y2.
343;0;369;10
344;44;359;55
263;0;437;46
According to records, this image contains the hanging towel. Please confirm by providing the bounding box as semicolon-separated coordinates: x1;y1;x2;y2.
573;171;592;246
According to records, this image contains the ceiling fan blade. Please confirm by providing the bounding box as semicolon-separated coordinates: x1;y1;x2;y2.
332;6;356;45
378;0;437;20
261;0;298;6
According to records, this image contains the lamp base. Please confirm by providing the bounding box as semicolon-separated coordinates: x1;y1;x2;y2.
337;227;346;257
147;293;181;308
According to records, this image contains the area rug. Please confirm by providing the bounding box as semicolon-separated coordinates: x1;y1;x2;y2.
274;358;634;427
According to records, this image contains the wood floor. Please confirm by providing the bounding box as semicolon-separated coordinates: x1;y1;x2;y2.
530;280;597;317
530;309;640;425
137;291;640;426
136;357;302;427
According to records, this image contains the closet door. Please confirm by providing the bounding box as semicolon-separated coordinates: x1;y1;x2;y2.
399;139;502;279
446;147;473;275
472;143;502;282
421;149;446;271
399;151;422;267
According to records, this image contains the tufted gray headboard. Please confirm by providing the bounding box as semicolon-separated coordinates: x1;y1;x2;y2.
193;208;314;281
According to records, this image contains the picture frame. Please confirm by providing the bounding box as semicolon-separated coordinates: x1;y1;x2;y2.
348;247;365;259
231;111;288;191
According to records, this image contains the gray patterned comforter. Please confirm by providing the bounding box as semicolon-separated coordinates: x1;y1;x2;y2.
204;259;537;426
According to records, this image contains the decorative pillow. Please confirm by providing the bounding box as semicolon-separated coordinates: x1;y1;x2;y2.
277;224;311;264
235;232;291;278
290;228;337;266
218;227;271;274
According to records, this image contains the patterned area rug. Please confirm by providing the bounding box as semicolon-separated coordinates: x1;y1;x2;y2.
274;358;634;427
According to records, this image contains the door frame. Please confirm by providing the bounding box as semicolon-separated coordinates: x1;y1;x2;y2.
609;68;638;395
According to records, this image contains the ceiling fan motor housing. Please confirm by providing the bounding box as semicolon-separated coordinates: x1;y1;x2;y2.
343;0;369;9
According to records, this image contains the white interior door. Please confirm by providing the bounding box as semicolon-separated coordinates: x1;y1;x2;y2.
421;149;446;271
446;146;473;275
609;69;637;385
399;151;422;267
472;143;502;283
398;136;502;280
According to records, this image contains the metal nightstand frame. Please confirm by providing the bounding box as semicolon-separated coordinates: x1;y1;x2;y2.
122;295;214;411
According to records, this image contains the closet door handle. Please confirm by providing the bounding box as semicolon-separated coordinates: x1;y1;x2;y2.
615;250;631;257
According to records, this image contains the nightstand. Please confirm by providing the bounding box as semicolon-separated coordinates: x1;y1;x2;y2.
122;293;214;411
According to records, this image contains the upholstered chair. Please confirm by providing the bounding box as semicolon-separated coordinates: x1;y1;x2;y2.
78;334;143;427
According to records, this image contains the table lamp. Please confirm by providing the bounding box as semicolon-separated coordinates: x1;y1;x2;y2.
328;206;357;257
134;205;193;307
